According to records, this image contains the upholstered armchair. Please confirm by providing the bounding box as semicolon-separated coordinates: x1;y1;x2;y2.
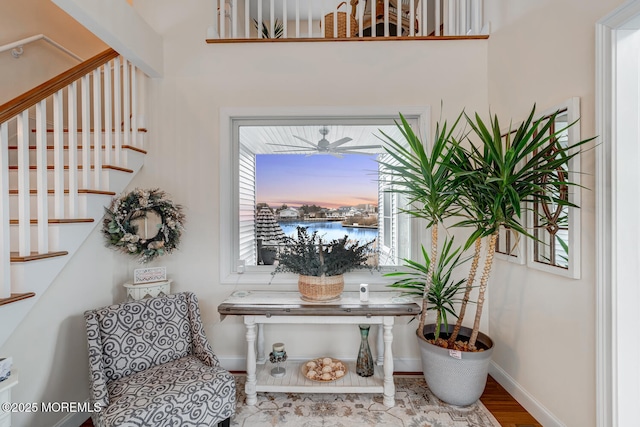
84;292;236;427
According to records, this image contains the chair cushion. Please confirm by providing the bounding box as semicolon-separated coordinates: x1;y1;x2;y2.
99;355;236;427
96;294;193;381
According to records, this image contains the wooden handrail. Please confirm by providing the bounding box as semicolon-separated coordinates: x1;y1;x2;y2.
0;48;119;124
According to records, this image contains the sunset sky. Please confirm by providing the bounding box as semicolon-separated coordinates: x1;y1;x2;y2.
256;154;379;209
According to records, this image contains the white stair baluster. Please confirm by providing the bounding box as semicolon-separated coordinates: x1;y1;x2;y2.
0;122;10;298
104;61;112;166
123;58;131;154
16;110;30;257
53;89;64;218
131;65;138;151
81;74;91;190
35;100;48;254
114;57;122;166
93;69;102;190
67;81;79;218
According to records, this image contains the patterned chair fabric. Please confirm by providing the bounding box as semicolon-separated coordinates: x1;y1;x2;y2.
85;292;236;427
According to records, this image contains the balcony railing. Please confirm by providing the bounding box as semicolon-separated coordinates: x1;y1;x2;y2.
207;0;486;41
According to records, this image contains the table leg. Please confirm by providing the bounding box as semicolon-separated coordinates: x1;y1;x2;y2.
376;324;384;365
244;316;258;406
257;323;266;364
382;316;395;407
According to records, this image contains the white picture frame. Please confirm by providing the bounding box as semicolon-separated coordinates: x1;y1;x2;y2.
134;266;167;284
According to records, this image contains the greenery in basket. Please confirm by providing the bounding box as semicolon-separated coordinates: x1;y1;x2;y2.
273;226;375;277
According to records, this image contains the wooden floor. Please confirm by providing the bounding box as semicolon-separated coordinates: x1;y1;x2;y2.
480;376;542;427
81;374;540;427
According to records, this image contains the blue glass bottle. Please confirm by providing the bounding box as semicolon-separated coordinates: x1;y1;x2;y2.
356;325;374;377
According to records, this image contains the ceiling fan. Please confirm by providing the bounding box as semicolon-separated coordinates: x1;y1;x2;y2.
267;126;381;157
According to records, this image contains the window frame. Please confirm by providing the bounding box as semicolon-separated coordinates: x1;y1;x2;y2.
525;97;582;279
219;106;430;286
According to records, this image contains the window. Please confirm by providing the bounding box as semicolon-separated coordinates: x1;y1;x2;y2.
219;107;429;285
526;98;581;278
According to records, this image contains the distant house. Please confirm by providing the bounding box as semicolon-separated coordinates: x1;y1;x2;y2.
278;208;299;220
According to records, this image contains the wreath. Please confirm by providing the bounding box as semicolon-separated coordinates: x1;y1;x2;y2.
102;188;185;263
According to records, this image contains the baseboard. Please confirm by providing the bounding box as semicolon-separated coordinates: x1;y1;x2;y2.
489;361;566;427
218;356;422;373
51;403;89;427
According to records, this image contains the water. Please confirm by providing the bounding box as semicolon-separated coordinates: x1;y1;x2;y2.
278;221;378;244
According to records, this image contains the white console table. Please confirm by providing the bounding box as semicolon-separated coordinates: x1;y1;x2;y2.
218;291;420;408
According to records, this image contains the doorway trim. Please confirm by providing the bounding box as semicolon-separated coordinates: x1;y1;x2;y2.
596;2;640;426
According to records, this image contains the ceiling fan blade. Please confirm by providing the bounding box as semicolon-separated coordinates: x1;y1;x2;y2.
272;148;317;152
333;144;382;151
331;150;377;155
328;137;352;149
293;135;319;148
267;143;315;149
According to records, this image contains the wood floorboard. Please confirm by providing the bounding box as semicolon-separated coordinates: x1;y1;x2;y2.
79;374;541;426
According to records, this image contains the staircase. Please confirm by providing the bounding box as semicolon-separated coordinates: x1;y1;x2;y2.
0;49;148;347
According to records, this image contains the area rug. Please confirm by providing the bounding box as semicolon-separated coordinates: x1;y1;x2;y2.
231;375;501;427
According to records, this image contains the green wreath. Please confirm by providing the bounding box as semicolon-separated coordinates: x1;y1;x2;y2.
102;188;185;263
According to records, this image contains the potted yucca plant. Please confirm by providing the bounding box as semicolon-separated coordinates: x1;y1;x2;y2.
379;105;593;406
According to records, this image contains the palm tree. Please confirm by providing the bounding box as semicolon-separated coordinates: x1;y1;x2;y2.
448;105;593;349
377;112;463;337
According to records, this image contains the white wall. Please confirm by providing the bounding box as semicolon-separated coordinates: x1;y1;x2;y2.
134;0;489;370
486;1;627;426
0;230;129;427
0;0;106;104
0;2;488;426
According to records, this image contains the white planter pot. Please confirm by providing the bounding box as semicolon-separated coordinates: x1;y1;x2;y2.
417;324;494;406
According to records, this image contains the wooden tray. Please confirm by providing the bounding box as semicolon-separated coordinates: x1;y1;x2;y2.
300;357;348;382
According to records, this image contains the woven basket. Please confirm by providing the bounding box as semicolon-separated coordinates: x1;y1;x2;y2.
324;2;358;38
298;274;344;302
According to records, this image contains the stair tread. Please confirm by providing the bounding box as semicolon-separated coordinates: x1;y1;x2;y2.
9;251;68;262
0;292;36;307
30;128;148;133
9;218;94;224
7;144;147;154
8;189;116;195
8;164;134;173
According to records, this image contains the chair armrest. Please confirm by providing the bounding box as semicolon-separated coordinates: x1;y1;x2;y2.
186;293;221;367
84;310;110;409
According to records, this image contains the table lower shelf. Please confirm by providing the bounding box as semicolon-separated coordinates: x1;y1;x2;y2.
254;360;384;394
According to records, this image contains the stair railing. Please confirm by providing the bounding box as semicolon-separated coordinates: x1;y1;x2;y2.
0;48;147;299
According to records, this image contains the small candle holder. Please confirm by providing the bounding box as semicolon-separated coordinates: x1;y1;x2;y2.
269;343;288;378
